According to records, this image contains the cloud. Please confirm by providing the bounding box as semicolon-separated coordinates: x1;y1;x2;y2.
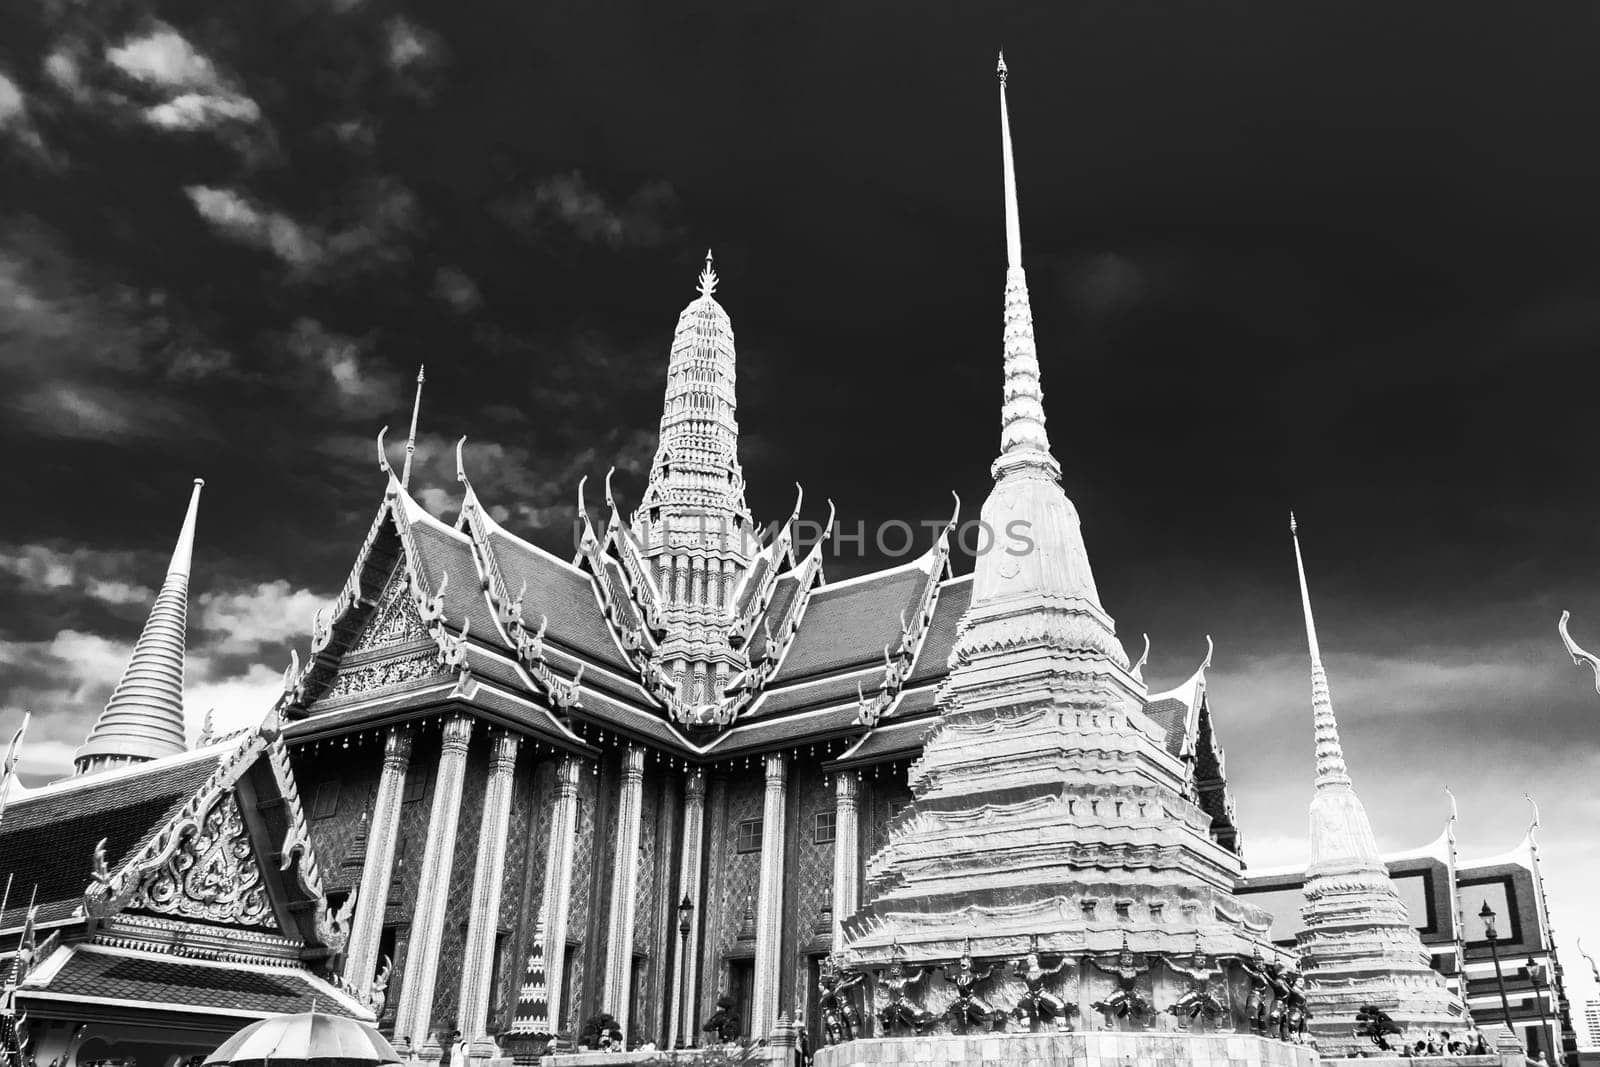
186;186;325;269
495;172;682;249
0;71;43;154
105;28;220;90
282;317;403;416
104;25;262;138
196;580;326;658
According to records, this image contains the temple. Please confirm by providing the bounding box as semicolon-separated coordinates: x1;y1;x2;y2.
0;55;1564;1067
1285;517;1462;1052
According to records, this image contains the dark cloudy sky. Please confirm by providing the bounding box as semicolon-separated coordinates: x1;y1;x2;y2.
3;0;1599;1013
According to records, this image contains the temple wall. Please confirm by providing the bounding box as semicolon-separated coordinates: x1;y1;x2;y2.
782;758;834;1025
565;755;601;1034
696;768;763;1035
498;756;553;1032
428;731;491;1033
289;736;383;893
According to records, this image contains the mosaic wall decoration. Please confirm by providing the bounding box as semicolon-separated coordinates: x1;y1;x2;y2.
429;737;492;1032
784;760;833;1018
496;755;551;1031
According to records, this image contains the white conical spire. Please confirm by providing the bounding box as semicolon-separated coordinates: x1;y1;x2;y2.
994;51;1057;481
74;479;202;775
1290;512;1351;790
961;54;1118;661
1289;513;1463;1050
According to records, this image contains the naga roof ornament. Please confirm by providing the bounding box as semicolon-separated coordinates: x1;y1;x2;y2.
74;479;204;775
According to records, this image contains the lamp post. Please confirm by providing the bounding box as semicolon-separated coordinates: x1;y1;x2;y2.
1525;957;1561;1066
673;894;694;1049
1480;901;1515;1035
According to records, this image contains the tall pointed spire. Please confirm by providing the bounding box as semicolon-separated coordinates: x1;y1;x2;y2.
1288;513;1462;1052
960;53;1116;650
401;365;425;489
75;480;203;775
1289;512;1350;789
994;51;1056;480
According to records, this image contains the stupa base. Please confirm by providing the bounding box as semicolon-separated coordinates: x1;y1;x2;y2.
814;1032;1319;1067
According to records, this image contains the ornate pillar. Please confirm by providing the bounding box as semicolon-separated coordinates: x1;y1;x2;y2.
602;745;647;1047
459;731;521;1057
393;714;474;1051
345;725;412;996
752;754;788;1039
831;771;860;946
669;769;707;1048
540;757;583;1038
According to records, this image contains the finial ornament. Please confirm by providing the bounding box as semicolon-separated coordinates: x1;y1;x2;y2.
1558;610;1600;695
401;364;425;489
996;51;1008;84
1289;510;1297;535
697;249;719;297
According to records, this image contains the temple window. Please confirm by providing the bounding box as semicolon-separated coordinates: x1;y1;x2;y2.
813;810;836;844
312;780;340;819
735;818;763;854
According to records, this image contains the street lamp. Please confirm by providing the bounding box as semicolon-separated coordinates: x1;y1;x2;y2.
673;894;695;1049
1480;901;1515;1035
1525;957;1561;1066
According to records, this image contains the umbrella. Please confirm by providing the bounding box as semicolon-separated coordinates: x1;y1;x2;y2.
204;1010;401;1067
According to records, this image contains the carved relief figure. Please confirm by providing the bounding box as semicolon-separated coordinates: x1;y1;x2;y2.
1238;948;1273;1036
874;957;933;1036
941;945;1002;1034
1165;939;1224;1032
1011;941;1075;1032
816;956;864;1045
1279;969;1310;1043
1089;935;1152;1031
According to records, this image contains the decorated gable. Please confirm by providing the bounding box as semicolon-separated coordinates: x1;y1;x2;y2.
350;567;431;655
130;784;278;930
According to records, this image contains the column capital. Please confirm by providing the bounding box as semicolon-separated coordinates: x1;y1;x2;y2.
621;743;646;782
763;752;787;787
556;755;583;796
684;766;707;802
835;770;859;805
383;724;415;768
490;731;521;773
441;713;474;752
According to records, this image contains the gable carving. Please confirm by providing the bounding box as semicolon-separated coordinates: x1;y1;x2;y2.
351;569;430;654
135;786;278;930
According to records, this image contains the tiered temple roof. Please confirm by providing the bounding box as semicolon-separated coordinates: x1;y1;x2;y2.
0;729;368;1026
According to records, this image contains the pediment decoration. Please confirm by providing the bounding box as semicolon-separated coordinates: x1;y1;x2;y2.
135;785;277;930
350;569;429;654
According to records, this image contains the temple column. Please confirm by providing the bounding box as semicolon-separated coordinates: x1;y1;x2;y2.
669;769;707;1048
540;757;583;1037
459;731;521;1059
394;714;474;1051
752;753;788;1039
602;745;647;1046
345;725;412;996
831;771;860;947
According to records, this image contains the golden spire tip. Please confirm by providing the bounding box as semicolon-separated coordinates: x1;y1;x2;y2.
997;50;1008;83
1289;510;1297;535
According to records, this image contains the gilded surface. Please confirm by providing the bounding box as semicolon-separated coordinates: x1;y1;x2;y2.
137;787;277;930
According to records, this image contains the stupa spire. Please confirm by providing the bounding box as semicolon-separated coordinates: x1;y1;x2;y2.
401;364;425;489
994;51;1056;479
74;479;203;775
1290;513;1350;789
1289;513;1463;1049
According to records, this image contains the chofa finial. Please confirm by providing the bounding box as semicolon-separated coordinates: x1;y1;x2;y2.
697;249;719;297
996;50;1008;83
